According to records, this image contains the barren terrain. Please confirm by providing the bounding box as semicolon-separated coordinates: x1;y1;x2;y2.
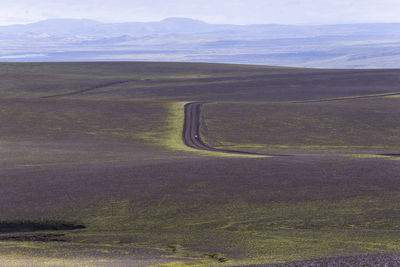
0;62;399;266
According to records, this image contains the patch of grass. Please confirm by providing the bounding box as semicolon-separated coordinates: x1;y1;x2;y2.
344;154;400;161
145;101;267;158
385;95;400;98
344;154;391;159
163;102;194;153
66;189;400;264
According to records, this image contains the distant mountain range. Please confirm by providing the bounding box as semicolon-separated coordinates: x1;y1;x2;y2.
2;18;400;68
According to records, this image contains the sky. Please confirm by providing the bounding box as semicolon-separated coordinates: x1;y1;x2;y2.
1;0;400;26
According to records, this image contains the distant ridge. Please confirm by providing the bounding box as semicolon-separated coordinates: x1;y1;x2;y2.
2;18;400;68
0;17;215;36
4;17;400;37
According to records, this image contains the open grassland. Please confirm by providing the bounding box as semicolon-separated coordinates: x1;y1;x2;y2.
0;62;400;266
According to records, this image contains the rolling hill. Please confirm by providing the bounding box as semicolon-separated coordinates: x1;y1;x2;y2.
0;62;400;266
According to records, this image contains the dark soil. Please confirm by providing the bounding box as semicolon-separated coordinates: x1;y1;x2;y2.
242;253;400;267
1;62;400;264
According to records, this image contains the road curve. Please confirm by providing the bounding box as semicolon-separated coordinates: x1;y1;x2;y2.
182;102;290;156
183;102;399;158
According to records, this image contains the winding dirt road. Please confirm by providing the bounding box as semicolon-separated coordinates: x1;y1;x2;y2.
183;102;399;158
183;102;289;156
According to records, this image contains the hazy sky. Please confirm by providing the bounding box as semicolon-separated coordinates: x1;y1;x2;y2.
1;0;400;26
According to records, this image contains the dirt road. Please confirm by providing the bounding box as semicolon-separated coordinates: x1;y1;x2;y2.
183;102;289;156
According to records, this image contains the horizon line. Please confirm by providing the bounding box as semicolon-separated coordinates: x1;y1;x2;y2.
2;17;400;27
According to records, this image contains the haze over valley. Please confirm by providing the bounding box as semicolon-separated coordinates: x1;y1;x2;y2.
3;18;400;68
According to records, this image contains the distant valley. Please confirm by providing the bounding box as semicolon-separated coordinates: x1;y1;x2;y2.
2;18;400;68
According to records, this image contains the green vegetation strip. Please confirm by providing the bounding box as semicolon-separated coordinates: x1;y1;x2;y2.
59;193;400;266
142;102;268;158
293;91;400;103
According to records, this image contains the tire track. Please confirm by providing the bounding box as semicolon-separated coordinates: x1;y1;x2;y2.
292;91;400;103
42;80;133;99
